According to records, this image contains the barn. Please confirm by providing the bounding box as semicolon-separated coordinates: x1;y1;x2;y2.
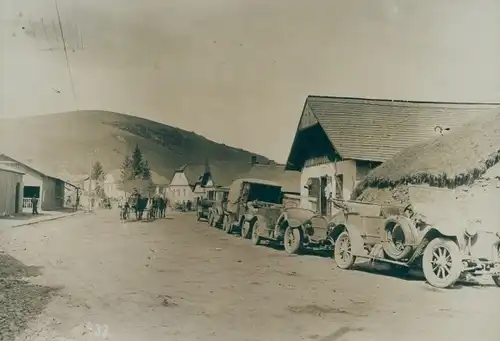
0;167;24;216
0;154;70;212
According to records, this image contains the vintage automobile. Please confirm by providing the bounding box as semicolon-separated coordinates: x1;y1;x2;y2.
222;178;285;239
323;185;500;289
207;187;230;228
252;206;317;251
196;195;214;221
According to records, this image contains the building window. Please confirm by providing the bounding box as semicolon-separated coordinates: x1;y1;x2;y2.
183;188;186;196
335;174;344;199
307;177;320;198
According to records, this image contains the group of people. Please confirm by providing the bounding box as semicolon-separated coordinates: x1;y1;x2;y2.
118;192;169;222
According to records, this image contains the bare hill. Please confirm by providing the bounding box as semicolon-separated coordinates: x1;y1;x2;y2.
0;110;271;182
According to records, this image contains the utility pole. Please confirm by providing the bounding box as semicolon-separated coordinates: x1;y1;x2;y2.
88;148;97;211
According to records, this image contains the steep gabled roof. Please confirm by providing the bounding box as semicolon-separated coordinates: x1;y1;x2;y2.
285;96;500;170
173;162;254;188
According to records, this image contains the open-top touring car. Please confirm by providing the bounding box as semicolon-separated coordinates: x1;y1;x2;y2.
325;185;500;288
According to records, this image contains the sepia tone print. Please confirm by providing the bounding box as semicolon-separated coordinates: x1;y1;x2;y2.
1;1;500;341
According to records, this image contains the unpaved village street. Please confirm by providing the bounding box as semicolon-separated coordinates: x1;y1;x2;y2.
1;210;499;341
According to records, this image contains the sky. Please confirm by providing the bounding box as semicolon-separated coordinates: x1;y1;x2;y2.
1;0;500;163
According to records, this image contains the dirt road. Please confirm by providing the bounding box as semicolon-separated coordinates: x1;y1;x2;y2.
1;210;499;341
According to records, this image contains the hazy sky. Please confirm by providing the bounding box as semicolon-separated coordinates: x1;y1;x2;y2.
1;0;500;162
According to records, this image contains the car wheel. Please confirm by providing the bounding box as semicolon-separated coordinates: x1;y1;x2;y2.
493;244;500;287
422;238;463;289
223;215;233;234
284;226;302;254
241;221;251;239
334;231;356;270
493;275;500;287
381;216;416;261
251;221;261;246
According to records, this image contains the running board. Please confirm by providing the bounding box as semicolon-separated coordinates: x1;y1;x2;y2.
354;254;410;267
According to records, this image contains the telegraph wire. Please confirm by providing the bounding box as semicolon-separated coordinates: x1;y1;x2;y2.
54;0;79;110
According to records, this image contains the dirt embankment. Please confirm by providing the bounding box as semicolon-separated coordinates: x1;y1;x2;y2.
0;251;58;341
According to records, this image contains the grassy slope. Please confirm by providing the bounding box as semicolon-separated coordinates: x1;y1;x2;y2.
0;110;271;181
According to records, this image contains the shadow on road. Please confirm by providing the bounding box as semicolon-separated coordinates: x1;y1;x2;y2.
0;252;60;341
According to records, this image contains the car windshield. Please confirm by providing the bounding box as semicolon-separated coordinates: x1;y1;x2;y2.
215;191;228;201
247;184;282;204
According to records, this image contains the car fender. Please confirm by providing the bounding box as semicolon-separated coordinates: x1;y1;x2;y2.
330;224;365;256
281;208;316;230
423;225;462;239
251;214;274;239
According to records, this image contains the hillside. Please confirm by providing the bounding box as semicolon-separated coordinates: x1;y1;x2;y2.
0;110;271;182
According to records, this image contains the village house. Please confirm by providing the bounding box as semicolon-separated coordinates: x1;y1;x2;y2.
284;95;500;215
167;160;258;203
0;167;24;216
167;164;202;204
0;154;73;212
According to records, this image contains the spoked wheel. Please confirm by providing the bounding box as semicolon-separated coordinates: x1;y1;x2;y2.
241;221;251;239
334;231;356;269
422;238;463;289
223;215;233;234
251;221;261;245
284;226;302;254
493;244;500;287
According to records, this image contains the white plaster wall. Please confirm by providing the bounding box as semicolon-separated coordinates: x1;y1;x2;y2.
169;172;194;203
299;160;357;213
23;173;42;187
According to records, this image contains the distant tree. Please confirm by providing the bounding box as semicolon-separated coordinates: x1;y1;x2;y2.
93;183;106;199
120;156;134;181
118;145;155;195
142;159;151;180
91;161;106;181
131;144;145;179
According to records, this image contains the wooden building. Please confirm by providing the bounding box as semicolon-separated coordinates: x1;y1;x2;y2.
0;167;24;216
285;95;500;215
0;154;71;212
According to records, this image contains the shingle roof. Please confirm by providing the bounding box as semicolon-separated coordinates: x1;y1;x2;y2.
173;162;253;188
242;164;301;193
0;153;76;186
286;96;500;169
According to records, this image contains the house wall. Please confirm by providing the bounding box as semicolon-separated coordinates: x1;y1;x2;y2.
168;172;194;203
299;159;357;214
3;163;43;211
103;183;124;198
0;170;23;216
40;177;62;210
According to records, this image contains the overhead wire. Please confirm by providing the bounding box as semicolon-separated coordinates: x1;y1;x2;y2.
54;0;78;110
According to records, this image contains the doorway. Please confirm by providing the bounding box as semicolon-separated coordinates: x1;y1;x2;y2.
319;176;328;216
15;182;21;213
23;186;40;209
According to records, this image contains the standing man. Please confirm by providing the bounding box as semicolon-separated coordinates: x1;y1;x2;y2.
90;196;95;212
163;197;168;218
31;194;39;215
75;188;81;212
158;197;165;218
